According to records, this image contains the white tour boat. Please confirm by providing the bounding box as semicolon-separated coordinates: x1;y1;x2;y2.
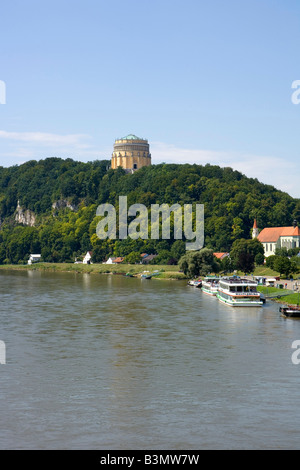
201;276;220;296
216;277;263;307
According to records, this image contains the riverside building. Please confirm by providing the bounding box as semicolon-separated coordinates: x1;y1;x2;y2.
252;219;300;257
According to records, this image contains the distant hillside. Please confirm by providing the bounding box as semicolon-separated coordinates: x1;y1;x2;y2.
0;157;110;217
0;157;299;264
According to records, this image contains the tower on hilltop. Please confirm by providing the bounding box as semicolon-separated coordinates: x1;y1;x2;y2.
111;134;151;173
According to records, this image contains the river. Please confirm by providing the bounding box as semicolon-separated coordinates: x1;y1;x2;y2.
0;269;299;450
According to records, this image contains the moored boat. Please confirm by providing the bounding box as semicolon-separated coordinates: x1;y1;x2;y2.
141;271;152;279
188;279;202;288
201;276;219;296
260;293;266;304
216;277;263;307
279;305;300;318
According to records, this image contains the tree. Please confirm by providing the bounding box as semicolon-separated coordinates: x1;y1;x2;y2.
0;158;299;265
290;260;299;276
219;255;233;273
179;248;219;278
230;239;261;274
170;240;186;262
154;250;172;265
288;247;300;257
266;255;276;269
275;247;289;257
80;233;91;252
255;252;265;266
273;256;292;278
231;217;244;240
291;255;300;269
248;238;265;259
124;252;141;264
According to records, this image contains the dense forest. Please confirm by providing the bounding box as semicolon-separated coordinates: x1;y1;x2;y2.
0;157;299;265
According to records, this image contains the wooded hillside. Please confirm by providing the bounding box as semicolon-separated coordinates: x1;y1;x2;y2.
0;157;299;264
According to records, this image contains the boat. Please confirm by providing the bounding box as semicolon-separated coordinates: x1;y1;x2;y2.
279;305;300;318
141;271;152;279
201;276;219;296
188;279;202;288
260;293;266;304
216;277;263;307
125;272;134;277
151;270;161;276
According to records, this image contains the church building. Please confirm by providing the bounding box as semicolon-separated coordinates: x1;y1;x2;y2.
252;219;300;257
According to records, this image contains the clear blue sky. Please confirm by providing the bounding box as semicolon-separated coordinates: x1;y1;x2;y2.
0;0;300;197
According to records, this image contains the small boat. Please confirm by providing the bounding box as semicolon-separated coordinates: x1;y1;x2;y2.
141;271;152;279
126;272;134;277
188;279;202;288
279;305;300;318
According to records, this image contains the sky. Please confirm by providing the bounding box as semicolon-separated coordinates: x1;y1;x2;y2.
0;0;300;198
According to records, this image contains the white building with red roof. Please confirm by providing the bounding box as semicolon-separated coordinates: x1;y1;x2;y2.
252;219;300;257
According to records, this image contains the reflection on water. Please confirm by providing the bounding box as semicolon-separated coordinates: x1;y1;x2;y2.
0;270;300;449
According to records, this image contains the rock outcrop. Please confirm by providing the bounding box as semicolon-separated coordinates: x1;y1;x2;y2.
52;200;77;211
15;201;36;226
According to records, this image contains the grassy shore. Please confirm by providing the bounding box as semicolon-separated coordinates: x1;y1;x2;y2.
0;262;187;280
256;285;300;306
278;292;300;305
247;266;280;277
257;286;285;295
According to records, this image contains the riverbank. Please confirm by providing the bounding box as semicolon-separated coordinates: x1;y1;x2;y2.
1;263;299;304
257;285;300;306
0;262;187;280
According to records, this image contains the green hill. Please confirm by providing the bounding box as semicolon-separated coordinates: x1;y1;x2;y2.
0;157;299;264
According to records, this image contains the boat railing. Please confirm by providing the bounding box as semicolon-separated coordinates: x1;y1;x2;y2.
218;288;259;296
220;279;257;285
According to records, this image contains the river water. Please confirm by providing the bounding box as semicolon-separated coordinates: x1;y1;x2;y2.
0;269;299;450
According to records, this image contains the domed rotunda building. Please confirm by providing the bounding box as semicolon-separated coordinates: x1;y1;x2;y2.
111;134;151;172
